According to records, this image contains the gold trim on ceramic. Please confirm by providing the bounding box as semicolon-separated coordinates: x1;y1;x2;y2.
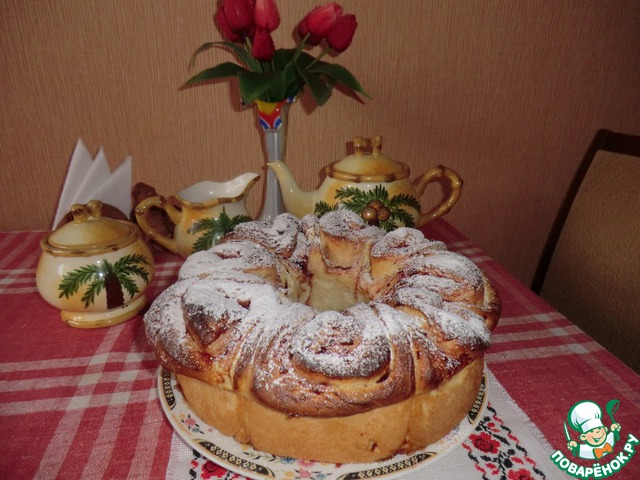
134;174;258;258
36;200;155;328
268;135;464;227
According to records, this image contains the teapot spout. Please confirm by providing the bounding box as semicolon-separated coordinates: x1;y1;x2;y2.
267;161;318;218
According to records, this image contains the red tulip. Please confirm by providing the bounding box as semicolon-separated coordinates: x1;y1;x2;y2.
326;13;357;52
296;18;322;46
215;10;243;42
252;29;276;61
219;0;255;37
301;2;343;38
254;0;280;33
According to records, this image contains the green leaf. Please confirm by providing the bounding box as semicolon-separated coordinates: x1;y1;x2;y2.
332;185;418;231
81;280;104;308
307;61;371;98
272;48;297;71
58;264;100;299
216;41;263;72
189;41;260;72
189;208;252;253
294;51;317;68
334;185;389;210
238;70;280;104
387;193;421;212
184;62;248;87
188;42;218;69
369;185;391;202
262;69;288;103
389;208;415;229
279;62;304;100
314;201;337;217
118;275;140;299
101;258;115;275
295;64;332;106
113;253;148;271
378;220;399;232
113;254;151;285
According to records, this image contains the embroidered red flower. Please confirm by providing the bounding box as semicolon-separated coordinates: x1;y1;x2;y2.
486;462;500;474
469;432;501;454
507;468;536;480
200;460;229;479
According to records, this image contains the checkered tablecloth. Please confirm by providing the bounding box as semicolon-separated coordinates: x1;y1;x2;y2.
1;221;638;479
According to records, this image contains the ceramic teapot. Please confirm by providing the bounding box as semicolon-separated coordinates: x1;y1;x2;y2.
37;200;155;328
267;135;463;229
134;173;258;258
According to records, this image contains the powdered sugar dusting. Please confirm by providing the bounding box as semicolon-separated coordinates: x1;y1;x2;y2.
371;227;446;258
391;286;490;346
404;252;483;289
318;210;384;243
144;278;209;369
291;304;390;379
144;212;500;416
397;274;461;298
178;251;222;279
226;213;300;256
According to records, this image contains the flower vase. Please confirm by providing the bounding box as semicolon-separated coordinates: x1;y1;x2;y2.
255;98;294;221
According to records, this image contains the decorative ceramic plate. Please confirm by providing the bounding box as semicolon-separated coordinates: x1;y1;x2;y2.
158;367;488;480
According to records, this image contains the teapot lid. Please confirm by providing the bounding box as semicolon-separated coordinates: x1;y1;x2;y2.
42;201;139;256
325;136;410;182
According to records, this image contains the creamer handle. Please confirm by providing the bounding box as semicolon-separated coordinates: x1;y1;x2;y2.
412;165;463;227
134;196;182;254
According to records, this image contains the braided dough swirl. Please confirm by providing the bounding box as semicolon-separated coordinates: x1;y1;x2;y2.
145;211;500;461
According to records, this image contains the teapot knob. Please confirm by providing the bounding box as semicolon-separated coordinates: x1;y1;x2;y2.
353;136;370;155
353;135;383;155
372;135;383;155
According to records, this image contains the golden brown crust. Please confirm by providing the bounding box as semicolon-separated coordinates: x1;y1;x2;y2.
177;358;484;464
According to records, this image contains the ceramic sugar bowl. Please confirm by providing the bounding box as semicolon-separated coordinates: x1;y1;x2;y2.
37;200;155;328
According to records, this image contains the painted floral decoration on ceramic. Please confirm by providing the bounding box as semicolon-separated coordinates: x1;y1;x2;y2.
184;0;370;106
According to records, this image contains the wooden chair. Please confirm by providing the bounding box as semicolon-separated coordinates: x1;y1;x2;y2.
531;130;640;372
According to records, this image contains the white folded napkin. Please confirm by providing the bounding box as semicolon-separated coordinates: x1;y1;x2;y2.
53;139;132;228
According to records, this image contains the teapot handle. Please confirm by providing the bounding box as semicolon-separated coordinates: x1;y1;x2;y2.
134;196;182;254
412;165;463;227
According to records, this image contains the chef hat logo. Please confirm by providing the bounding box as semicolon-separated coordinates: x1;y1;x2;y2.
568;400;604;434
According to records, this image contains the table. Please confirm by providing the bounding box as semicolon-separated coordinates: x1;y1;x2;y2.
1;220;639;479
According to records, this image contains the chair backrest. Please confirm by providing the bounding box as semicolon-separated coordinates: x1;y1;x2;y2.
533;130;640;372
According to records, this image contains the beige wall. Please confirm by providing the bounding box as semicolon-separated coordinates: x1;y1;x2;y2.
1;0;639;286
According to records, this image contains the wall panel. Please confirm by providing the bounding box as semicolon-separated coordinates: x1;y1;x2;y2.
1;0;639;285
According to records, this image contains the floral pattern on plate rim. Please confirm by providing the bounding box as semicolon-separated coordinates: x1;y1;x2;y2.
158;367;488;480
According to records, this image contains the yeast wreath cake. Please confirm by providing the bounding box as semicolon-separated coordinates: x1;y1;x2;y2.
145;211;500;463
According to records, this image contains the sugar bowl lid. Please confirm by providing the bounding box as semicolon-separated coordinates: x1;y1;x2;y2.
325;135;410;182
41;201;140;256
